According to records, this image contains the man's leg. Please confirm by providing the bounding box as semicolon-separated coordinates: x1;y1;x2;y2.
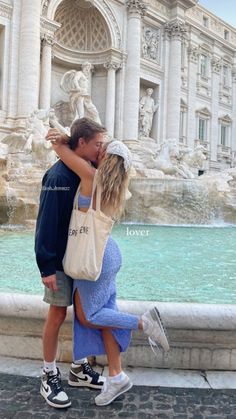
41;271;72;409
43;305;67;364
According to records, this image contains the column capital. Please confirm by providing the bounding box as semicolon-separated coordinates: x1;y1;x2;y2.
40;33;55;47
211;57;222;74
165;20;187;40
187;45;199;63
126;0;147;18
104;61;122;71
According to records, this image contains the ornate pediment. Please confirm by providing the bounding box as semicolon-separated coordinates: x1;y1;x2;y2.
218;114;232;124
196;107;211;118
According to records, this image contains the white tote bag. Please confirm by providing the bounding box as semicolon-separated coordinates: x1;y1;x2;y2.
63;171;114;280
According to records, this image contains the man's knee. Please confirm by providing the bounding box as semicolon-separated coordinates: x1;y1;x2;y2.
47;305;67;328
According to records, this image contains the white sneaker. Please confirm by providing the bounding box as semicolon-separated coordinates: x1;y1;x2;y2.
142;307;170;353
40;368;71;409
95;375;133;406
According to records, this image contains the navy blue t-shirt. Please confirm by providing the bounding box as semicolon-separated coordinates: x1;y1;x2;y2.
35;160;80;277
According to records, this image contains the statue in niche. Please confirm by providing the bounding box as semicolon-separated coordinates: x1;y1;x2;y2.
142;28;159;61
60;62;101;124
139;88;159;138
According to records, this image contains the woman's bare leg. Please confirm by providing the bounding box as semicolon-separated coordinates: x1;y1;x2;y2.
101;329;122;377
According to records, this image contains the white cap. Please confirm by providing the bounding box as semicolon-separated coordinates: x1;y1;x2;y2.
106;140;133;172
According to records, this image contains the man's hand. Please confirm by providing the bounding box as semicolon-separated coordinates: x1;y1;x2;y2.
42;274;58;291
46;128;69;145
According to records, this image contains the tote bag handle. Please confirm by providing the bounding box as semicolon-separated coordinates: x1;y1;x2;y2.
73;170;102;213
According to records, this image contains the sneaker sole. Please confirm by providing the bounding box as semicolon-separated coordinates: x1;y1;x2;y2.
152;307;170;352
40;386;71;409
68;378;104;389
95;381;133;406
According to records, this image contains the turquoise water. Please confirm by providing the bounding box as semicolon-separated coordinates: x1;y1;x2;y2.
0;224;236;303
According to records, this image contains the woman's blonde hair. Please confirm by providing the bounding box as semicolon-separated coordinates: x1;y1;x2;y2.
97;146;130;219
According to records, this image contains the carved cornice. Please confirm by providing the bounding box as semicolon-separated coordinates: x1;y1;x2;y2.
126;0;147;18
40;17;61;34
165;20;187;40
104;61;122;71
0;3;13;19
211;57;222;74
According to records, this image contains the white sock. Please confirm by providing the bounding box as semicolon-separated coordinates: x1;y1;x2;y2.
43;360;57;375
73;358;88;365
109;371;127;383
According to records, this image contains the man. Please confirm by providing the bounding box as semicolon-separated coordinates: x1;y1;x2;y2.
35;117;106;409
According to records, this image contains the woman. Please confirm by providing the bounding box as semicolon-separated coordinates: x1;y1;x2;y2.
49;129;169;406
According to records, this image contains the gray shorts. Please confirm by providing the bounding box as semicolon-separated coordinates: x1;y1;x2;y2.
43;271;73;307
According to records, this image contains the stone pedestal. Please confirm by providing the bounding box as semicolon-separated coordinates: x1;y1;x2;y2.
165;21;186;139
17;0;41;117
123;0;146;140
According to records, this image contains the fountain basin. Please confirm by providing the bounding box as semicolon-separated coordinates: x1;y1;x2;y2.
0;292;236;370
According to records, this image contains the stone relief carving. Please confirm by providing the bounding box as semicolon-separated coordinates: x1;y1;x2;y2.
0;4;13;19
41;0;50;16
211;57;222;74
139;88;159;138
60;62;101;124
187;45;199;63
142;27;159;62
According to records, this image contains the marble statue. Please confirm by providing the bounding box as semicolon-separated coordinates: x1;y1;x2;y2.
60;62;101;124
1;109;56;167
139;88;159;138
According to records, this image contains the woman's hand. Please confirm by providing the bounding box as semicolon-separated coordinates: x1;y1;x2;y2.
46;128;69;145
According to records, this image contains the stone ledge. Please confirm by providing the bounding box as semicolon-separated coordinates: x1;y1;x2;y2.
1;292;236;370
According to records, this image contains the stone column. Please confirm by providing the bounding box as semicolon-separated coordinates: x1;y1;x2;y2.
123;0;147;140
6;0;21;120
210;58;221;162
17;0;41;117
232;68;236;153
39;35;54;110
104;61;121;137
187;45;199;149
165;20;186;139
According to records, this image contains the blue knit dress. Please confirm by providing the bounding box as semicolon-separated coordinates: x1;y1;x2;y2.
72;194;139;360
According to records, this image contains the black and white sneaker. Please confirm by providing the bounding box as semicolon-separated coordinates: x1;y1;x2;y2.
40;368;71;409
68;362;106;389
